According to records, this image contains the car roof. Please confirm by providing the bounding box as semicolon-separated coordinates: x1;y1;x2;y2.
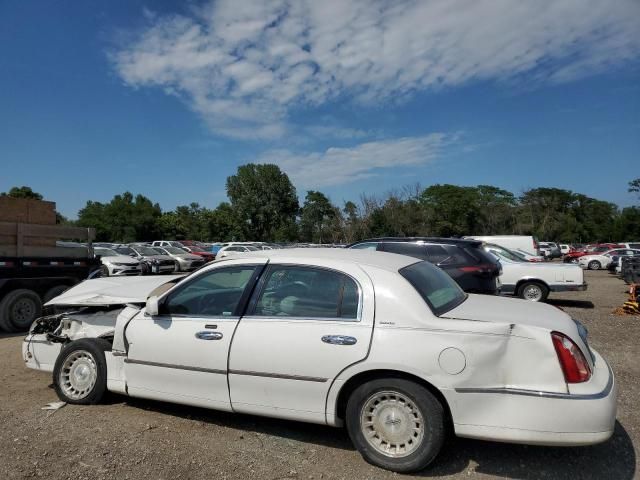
349;237;482;247
219;247;420;272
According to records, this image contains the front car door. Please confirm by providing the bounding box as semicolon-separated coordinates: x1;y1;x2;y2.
124;260;265;410
228;260;374;424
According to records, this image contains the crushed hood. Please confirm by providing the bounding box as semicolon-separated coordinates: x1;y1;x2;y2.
45;275;184;306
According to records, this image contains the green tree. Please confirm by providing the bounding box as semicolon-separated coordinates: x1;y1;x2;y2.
1;186;44;200
77;192;162;242
420;184;481;236
629;178;640;200
226;164;299;241
299;191;336;243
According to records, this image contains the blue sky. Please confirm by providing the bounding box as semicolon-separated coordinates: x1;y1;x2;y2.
1;0;639;218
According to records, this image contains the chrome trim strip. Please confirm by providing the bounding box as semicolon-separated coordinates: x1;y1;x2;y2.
229;369;328;383
124;358;226;375
455;365;614;400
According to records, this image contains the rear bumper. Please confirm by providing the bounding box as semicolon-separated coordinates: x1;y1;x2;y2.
446;350;616;446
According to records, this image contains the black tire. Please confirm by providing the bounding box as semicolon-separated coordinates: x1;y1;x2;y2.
43;285;69;304
100;265;110;277
345;378;446;473
517;281;549;302
53;338;111;405
588;260;601;270
0;289;42;332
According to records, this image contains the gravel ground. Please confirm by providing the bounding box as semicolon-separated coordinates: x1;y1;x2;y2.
1;269;638;480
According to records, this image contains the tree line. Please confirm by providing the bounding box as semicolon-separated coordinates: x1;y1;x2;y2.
3;168;640;244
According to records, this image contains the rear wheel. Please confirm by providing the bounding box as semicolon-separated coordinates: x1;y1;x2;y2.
517;281;549;302
0;289;42;332
53;338;110;404
346;378;445;473
588;260;601;270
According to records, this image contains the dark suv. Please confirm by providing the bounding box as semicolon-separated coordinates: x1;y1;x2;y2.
348;237;501;294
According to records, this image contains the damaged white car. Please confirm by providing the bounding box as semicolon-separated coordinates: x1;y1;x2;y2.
23;249;616;473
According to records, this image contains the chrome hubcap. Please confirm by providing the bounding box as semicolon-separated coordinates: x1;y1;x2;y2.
360;391;425;458
523;285;542;301
59;350;97;400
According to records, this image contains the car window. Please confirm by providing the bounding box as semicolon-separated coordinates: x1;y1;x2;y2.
116;247;133;255
253;266;359;320
381;242;429;260
629;243;640;249
399;261;466;316
163;266;257;317
350;242;379;250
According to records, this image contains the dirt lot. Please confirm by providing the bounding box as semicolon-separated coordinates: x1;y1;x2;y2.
1;269;638;480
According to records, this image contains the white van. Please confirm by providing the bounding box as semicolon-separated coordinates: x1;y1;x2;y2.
465;235;539;256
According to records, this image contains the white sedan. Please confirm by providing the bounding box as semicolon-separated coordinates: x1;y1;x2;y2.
23;249;615;473
94;247;142;276
484;244;587;302
578;249;640;270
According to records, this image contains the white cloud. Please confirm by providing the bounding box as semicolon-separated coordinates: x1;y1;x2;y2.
112;0;640;139
257;133;454;187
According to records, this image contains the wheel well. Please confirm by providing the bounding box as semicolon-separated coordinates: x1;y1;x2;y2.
515;278;548;293
334;369;452;426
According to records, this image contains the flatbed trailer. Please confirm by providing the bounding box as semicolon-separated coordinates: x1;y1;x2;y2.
0;221;99;332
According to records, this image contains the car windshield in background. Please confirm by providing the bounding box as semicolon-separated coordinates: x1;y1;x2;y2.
246;246;260;251
486;245;524;262
164;247;186;254
136;247;162;256
95;248;118;257
189;246;205;252
399;261;466;316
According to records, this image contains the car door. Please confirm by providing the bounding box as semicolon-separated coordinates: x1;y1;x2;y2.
124;260;265;410
228;261;374;424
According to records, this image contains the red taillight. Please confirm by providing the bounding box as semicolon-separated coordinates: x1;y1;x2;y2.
551;332;591;383
458;264;496;273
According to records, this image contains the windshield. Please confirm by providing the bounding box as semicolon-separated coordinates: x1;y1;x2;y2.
246;246;260;251
485;244;525;262
399;261;466;316
95;248;118;257
136;247;162;256
164;246;187;254
188;246;205;252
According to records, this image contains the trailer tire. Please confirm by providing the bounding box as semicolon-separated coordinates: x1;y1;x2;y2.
43;285;69;304
0;289;42;332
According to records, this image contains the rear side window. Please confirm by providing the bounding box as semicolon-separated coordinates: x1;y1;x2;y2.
629;244;640;249
253;266;359;320
400;261;466;316
381;242;429;260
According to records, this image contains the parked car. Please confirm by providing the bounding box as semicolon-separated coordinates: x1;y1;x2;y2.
621;242;640;249
181;245;216;262
348;237;501;294
559;244;571;255
483;243;587;302
216;244;261;259
114;245;176;274
152;246;205;272
94;247;142;277
151;240;186;248
539;242;561;259
464;235;539;256
578;249;640;270
563;244;624;263
514;248;545;262
24;248;616;473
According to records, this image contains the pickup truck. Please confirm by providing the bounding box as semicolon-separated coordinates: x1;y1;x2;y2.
483;243;587;302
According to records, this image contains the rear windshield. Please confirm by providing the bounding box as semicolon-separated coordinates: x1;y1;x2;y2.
399;261;467;316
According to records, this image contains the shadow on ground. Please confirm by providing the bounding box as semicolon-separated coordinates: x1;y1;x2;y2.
548;298;595;309
119;396;635;479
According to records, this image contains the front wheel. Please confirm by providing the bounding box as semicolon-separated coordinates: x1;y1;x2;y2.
53;338;111;404
346;378;445;473
588;260;601;270
518;281;549;302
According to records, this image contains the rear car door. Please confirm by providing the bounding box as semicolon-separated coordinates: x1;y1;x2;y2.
228;261;374;424
124;260;265;410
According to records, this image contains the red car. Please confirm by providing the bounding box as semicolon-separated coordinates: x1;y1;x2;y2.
563;243;624;263
182;245;216;262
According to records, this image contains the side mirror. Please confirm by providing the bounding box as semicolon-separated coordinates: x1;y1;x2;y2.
146;296;159;316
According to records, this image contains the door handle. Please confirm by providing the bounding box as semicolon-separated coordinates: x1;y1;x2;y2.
321;335;357;346
195;331;223;340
